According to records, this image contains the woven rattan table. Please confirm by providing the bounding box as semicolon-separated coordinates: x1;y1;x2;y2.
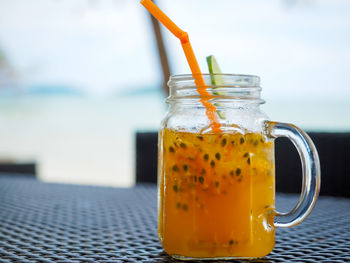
0;175;349;263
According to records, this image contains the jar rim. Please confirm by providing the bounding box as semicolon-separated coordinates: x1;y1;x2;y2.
170;73;260;79
167;73;263;104
168;74;261;89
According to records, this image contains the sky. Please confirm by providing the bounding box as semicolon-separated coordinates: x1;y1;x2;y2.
0;0;349;101
162;0;350;101
0;0;159;95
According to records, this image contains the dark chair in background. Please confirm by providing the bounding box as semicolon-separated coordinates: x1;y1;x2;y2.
136;131;350;197
0;162;36;177
275;133;350;197
136;132;159;184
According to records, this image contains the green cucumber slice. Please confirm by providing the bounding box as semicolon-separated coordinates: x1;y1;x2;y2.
206;55;225;119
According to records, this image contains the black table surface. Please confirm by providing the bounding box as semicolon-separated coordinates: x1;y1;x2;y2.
0;175;349;263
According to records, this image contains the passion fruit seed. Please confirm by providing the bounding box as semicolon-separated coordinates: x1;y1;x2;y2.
169;146;175;153
199;176;204;184
240;138;245;144
204;154;209;161
236;168;241;176
180;142;187;149
243;152;249;157
215;152;221;160
172;165;179;172
210;160;215;167
183;164;188;171
221;138;227;147
173;185;178;192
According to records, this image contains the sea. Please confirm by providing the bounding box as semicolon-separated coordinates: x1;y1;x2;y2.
0;88;349;187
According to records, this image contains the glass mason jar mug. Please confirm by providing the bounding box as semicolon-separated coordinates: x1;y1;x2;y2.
158;74;321;260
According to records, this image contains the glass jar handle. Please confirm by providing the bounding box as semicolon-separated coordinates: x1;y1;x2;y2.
265;121;321;228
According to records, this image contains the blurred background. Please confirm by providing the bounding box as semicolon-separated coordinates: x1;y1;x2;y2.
0;0;349;187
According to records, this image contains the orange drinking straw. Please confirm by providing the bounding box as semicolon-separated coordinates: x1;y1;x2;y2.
140;0;221;133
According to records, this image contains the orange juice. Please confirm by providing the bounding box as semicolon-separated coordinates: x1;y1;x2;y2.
158;128;275;259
